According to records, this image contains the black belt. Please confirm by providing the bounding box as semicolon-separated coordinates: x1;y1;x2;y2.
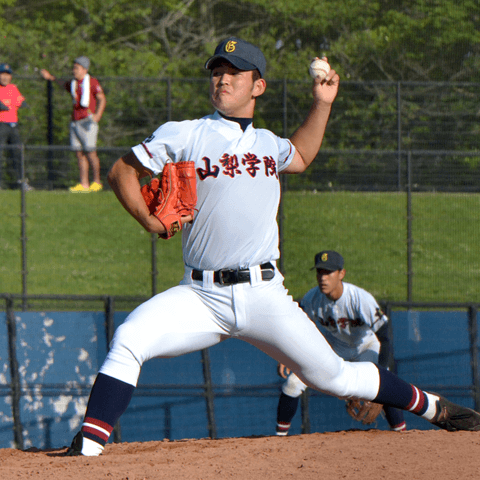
192;262;275;285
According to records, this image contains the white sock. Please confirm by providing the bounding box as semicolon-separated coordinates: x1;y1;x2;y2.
422;393;440;421
276;422;291;436
81;436;105;456
391;422;407;432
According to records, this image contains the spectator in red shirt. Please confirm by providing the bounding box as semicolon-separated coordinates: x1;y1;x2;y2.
41;56;106;192
0;62;30;190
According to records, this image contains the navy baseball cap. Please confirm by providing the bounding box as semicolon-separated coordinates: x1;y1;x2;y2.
0;63;13;74
312;250;344;271
205;37;266;78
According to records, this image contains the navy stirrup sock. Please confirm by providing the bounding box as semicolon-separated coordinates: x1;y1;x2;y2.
276;392;300;435
375;366;436;419
81;373;135;446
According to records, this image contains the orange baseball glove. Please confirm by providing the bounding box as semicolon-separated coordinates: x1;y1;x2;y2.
141;161;197;239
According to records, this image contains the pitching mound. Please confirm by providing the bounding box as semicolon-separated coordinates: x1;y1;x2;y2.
2;429;480;479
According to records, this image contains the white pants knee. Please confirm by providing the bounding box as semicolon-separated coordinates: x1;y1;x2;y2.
100;267;380;400
282;344;380;398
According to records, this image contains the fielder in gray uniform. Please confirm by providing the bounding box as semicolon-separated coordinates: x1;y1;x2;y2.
276;250;406;435
65;37;480;456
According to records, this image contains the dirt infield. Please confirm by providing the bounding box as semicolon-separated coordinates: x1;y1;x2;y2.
2;429;480;479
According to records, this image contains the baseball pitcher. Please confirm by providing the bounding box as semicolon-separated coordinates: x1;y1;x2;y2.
63;37;480;456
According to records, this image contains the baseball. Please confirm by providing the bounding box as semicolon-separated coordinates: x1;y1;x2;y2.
309;58;330;80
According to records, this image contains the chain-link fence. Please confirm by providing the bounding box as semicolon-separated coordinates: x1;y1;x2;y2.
2;145;479;304
3;77;480;190
1;78;480;302
1;293;479;450
7;76;480;159
1;78;480;450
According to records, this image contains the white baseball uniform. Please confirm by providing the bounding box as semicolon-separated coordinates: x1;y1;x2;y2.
282;282;388;397
99;112;380;402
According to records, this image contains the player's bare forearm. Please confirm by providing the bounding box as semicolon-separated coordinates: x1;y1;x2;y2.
107;152;167;235
284;68;339;174
39;69;65;89
277;363;291;379
93;92;106;122
287;102;333;173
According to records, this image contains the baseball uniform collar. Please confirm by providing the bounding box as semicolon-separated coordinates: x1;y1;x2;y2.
218;111;253;132
213;110;254;132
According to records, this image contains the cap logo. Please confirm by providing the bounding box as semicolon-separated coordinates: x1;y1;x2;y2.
225;40;237;53
321;253;328;262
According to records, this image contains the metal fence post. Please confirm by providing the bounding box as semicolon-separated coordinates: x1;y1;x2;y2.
6;296;24;449
383;302;397;373
46;79;55;186
468;305;480;411
406;151;413;302
20;145;27;311
201;348;217;439
166;78;172;122
397;82;402;191
104;295;116;354
300;389;311;434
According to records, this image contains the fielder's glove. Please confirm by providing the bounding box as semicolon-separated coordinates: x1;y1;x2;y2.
345;398;384;425
141;161;197;239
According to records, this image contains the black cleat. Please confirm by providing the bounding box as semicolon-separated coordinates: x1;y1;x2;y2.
64;431;84;456
431;395;480;431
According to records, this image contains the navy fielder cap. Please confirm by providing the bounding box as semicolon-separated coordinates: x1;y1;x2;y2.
312;250;344;271
205;37;266;78
0;63;13;74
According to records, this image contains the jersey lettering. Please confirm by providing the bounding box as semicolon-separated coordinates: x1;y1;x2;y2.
320;316;365;329
220;153;242;178
263;156;278;178
197;153;278;181
242;153;262;177
197;157;220;180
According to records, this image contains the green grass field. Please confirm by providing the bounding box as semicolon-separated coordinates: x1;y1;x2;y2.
1;190;479;304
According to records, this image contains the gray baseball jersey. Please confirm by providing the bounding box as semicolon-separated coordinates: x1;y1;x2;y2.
300;282;387;359
280;281;388;398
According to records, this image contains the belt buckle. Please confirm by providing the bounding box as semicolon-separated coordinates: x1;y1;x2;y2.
218;268;238;285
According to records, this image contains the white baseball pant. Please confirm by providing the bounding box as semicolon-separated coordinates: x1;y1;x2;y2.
282;338;380;398
99;265;380;401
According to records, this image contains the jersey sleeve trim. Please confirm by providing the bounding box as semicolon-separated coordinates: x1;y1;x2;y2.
139;142;154;159
278;139;295;173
